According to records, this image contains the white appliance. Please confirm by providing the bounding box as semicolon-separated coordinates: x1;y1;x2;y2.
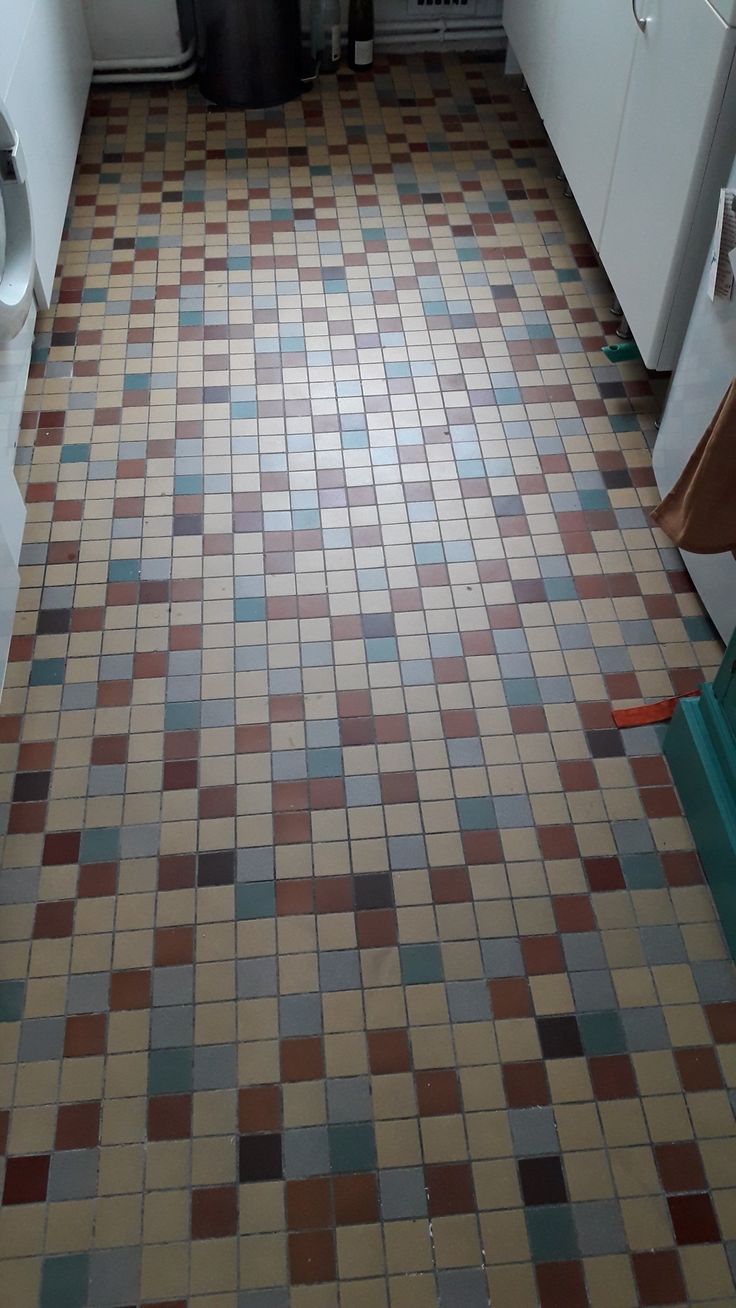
653;154;736;645
504;0;736;371
0;100;34;681
0;0;91;686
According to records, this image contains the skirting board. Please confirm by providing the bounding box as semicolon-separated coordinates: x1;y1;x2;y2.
665;688;736;959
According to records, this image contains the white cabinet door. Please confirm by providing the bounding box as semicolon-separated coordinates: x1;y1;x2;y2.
7;0;92;307
599;0;734;369
0;311;32;695
503;0;561;121
544;0;637;248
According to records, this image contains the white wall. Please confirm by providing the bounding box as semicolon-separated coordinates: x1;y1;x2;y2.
300;0;502;27
177;0;502;43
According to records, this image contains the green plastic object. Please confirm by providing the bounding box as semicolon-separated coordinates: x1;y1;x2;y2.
665;625;736;959
602;340;642;363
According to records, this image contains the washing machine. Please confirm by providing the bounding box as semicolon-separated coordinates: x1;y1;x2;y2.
0;101;35;684
0;0;92;687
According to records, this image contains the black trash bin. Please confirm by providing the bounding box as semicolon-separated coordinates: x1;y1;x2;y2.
194;0;303;109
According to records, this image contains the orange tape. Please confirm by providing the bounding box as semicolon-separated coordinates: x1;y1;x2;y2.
611;692;699;729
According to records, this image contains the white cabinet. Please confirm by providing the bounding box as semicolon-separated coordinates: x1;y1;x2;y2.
600;0;736;369
503;0;560;122
544;0;637;247
503;0;736;370
8;0;92;306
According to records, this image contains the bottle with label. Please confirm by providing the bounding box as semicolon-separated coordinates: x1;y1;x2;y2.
322;0;342;74
348;0;374;72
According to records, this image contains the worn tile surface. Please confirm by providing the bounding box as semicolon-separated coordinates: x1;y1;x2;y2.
0;52;734;1308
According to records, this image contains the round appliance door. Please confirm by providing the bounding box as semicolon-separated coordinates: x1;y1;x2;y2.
0;106;34;343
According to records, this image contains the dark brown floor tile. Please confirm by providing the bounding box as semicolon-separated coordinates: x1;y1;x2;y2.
55;1101;101;1150
415;1069;461;1116
33;900;75;938
356;908;397;948
154;926;194;967
238;1086;282;1134
191;1185;238;1238
633;1250;687;1305
275;880;314;915
367;1029;411;1075
521;935;565;975
380;772;419;804
78;863;117;897
655;1143;707;1194
429;866;471;904
333;1173;379;1225
584;855;626;892
668;1192;721;1245
288;1229;335;1284
274;811;311;844
425;1162;475;1216
280;1037;324;1082
490;977;533;1018
309;778;345;809
8;800;47;834
706;1002;736;1043
552;895;595;933
64;1013;107;1057
2;1154;50;1204
589;1053;637;1099
91;735;128;764
461;830;503;864
314;877;353;914
286;1178;333;1230
110;969;151;1011
674;1046;723;1092
198;786;236;819
148;1094;192;1141
158;854;196;891
503;1061;550;1108
536;1261;588;1308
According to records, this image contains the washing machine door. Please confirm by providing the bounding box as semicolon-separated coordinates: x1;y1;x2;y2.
0;104;34;343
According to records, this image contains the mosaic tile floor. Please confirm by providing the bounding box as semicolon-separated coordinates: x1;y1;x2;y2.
0;51;734;1308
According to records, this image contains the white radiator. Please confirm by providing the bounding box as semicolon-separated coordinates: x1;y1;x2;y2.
83;0;195;78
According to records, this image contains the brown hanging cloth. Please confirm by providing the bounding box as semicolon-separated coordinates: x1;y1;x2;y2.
651;378;736;556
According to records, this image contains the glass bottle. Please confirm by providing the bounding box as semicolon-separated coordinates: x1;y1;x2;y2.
348;0;374;72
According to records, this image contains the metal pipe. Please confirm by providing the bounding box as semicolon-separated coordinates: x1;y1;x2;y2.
92;37;197;71
92;38;197;83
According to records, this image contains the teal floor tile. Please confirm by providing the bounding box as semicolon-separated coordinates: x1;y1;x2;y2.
40;1254;89;1308
399;943;444;985
526;1204;579;1263
236;882;276;920
328;1123;376;1174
